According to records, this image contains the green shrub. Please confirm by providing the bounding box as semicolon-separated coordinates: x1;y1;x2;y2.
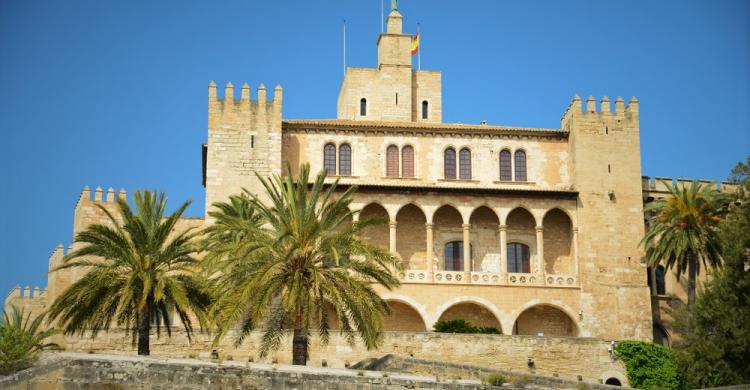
483;373;508;386
0;306;60;374
433;319;501;334
615;340;681;389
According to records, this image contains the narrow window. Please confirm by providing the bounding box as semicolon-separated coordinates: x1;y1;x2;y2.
655;265;666;295
395;93;398;105
422;100;429;119
507;243;530;273
444;241;464;271
444;148;456;179
360;98;367;116
514;150;527;181
499;149;512;181
401;145;414;178
459;148;472;180
250;135;255;148
323;143;337;174
338;144;351;176
386;145;399;177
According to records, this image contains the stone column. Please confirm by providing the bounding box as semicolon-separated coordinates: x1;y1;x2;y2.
498;224;507;274
425;223;434;270
535;226;544;274
572;227;579;275
389;221;398;254
462;224;471;272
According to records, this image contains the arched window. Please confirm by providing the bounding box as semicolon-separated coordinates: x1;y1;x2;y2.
360;98;367;116
499;149;512;181
338;144;351;176
386;145;399;177
604;378;622;387
444;241;463;271
507;243;530;273
324;143;337;174
401;145;414;178
514;150;527;181
422;100;429;119
459;148;472;180
655;265;666;295
444;148;456;179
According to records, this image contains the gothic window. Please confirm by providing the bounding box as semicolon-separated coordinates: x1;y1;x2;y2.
514;150;527;181
401;145;414;178
422;100;429;119
386;145;399;177
499;149;512;181
507;242;530;273
655;265;666;295
459;148;472;180
324;143;336;174
444;148;456;179
444;241;463;271
339;144;351;176
360;98;367;116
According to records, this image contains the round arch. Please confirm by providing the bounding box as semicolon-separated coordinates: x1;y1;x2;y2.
502;205;539;226
542;206;576;225
359;202;390;250
542;208;574;274
382;299;428;332
433;296;504;333
512;303;579;337
395;204;427;269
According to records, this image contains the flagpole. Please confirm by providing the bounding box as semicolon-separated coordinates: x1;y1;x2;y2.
381;0;384;33
417;23;421;70
343;19;346;76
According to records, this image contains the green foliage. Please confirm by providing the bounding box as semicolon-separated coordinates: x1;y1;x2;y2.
615;340;681;390
0;306;60;374
204;163;402;365
47;190;211;355
482;372;508;386
432;319;501;334
641;180;730;306
674;158;750;388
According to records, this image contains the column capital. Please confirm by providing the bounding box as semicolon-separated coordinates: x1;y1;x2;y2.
498;224;507;231
535;226;544;232
573;226;579;233
462;223;471;229
389;221;398;228
425;222;434;229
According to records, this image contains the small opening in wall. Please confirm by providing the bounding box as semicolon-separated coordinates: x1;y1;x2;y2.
396;92;398;105
608;164;611;173
605;126;608;134
251;135;255;148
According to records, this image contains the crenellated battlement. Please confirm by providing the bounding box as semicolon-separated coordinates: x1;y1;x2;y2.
560;94;638;132
207;81;282;130
5;283;47;318
74;185;127;210
642;176;739;194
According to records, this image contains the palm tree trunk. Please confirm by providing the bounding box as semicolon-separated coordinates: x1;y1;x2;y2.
292;313;307;365
137;308;151;356
687;253;697;308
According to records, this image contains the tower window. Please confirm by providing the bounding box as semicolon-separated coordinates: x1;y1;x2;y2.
507;242;530;273
386;145;399;177
499;149;512;181
655;265;666;295
422;100;429;119
401;145;414;178
338;144;351;176
459;148;472;180
395;93;398;105
324;143;337;174
360;98;367;116
514;150;527;181
444;148;456;179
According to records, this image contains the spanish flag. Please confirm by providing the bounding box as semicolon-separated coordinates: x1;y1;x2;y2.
411;32;419;55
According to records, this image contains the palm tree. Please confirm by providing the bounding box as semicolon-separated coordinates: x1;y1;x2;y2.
205;164;402;365
47;190;211;356
641;180;730;307
0;306;60;374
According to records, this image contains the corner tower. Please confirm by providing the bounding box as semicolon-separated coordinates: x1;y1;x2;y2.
337;9;442;123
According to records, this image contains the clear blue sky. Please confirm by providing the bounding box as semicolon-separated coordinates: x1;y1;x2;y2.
1;0;749;296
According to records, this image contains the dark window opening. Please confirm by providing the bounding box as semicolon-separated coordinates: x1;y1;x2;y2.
395;93;398;105
386;145;399;177
251;135;255;148
360;98;367;116
444;148;456;179
459;148;472;179
507;243;530;273
499;149;512;181
324;143;337;174
604;378;621;386
444;241;464;271
422;100;428;119
514;150;527;181
338;144;351;176
655;265;666;295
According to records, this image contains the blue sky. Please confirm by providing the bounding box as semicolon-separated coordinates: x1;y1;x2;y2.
1;0;748;296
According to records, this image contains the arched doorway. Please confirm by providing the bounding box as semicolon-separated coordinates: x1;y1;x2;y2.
605;378;622;386
396;204;427;270
383;300;427;332
469;206;500;272
506;207;536;273
513;305;578;337
653;323;670;346
437;302;502;332
542;208;573;274
359;203;389;250
433;205;464;271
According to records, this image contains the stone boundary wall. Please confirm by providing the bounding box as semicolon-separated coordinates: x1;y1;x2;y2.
0;353;616;390
52;330;627;385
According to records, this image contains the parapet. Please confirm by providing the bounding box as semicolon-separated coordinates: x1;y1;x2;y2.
560;94;638;130
75;185;126;210
642;176;736;194
208;81;282;129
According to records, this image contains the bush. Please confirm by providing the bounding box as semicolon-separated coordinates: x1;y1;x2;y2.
615;340;681;389
483;372;508;386
0;306;60;374
433;319;501;334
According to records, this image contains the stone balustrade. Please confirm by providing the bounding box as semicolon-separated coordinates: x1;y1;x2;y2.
399;270;578;288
